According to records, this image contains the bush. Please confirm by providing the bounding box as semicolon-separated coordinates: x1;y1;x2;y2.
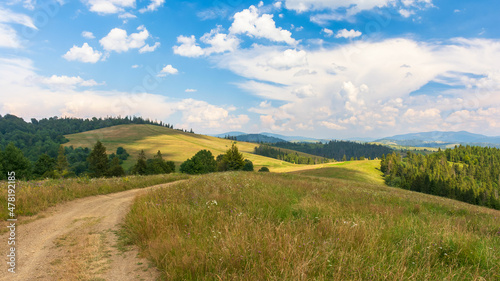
180;150;217;174
258;167;270;172
243;159;254;171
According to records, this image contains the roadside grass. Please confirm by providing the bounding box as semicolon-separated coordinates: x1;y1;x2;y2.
0;173;188;220
122;172;500;280
64;124;321;171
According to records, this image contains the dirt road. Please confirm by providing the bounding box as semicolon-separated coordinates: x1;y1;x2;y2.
1;181;183;281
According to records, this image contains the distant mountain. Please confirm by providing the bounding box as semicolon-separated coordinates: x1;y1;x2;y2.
213;131;247;138
235;134;286;143
376;131;500;148
260;132;326;143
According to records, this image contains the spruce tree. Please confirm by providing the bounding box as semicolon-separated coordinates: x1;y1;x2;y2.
132;150;148;175
108;156;125;177
87;141;109;178
56;145;69;173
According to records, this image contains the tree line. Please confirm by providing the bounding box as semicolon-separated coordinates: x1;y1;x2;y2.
253;144;329;164
0;114;187;163
180;143;268;174
0;140;177;180
381;145;500;210
272;140;393;161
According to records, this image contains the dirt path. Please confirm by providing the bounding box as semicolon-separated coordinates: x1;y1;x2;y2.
1;181;183;281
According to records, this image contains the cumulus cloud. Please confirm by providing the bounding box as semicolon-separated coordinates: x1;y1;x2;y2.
100;26;156;53
157;65;178;77
0;56;247;133
139;0;165;13
214;37;500;136
173;35;205;57
229;5;296;45
185;89;197;92
201;27;241;54
82;0;136;14
63;43;103;63
335;29;362;39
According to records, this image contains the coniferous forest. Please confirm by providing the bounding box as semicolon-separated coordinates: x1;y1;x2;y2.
381;145;500;210
273;140;393;161
254;144;329;164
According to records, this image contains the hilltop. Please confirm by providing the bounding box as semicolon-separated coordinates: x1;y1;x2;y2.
63;124;333;172
376;131;500;148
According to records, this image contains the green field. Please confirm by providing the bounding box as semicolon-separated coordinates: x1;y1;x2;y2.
122;163;500;280
64;124;326;172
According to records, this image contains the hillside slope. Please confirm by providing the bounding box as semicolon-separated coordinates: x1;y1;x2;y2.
63;124;329;172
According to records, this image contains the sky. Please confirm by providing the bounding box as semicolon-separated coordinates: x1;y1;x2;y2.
1;0;500;139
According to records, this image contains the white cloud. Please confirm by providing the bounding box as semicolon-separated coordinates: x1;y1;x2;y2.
131;64;140;68
82;31;95;39
118;12;137;18
99;26;150;53
139;0;165;13
284;0;434;23
0;56;247;133
321;121;346;130
0;7;37;29
335;29;362;39
40;75;103;89
214;38;500;136
322;28;333;37
82;0;136;14
63;43;103;63
157;65;178;77
399;9;414;18
201;27;240;54
0;24;22;48
267;49;307;69
185;89;197;92
274;1;282;9
139;42;160;53
173;35;205;57
0;8;37;49
229;5;296;45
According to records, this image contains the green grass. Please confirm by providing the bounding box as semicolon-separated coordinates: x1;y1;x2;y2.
289;160;384;184
122;170;500;280
0;173;188;220
64;124;322;172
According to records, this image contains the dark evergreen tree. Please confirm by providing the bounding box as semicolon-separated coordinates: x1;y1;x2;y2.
56;145;69;173
33;154;56;178
108;157;125;177
87;141;109;178
132;150;148;175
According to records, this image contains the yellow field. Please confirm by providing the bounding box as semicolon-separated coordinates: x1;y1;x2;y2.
64;124;328;172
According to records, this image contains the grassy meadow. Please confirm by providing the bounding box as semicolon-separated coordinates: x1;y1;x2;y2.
63;124;325;172
122;167;500;280
0;173;188;220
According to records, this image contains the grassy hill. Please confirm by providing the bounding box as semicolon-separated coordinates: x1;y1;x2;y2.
122;163;500;280
63;124;329;172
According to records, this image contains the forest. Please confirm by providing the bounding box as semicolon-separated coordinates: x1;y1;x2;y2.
253;144;329;164
273;140;393;161
381;145;500;209
0;114;185;162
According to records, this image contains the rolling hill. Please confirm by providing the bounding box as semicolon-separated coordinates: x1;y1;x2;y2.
63;124;335;172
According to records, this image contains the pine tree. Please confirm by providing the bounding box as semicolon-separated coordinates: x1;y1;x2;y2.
33;154;56;178
132;150;148;175
108;157;125;177
56;145;69;173
87;141;109;178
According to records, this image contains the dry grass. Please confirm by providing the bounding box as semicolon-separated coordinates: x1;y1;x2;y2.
122;172;500;280
0;173;188;220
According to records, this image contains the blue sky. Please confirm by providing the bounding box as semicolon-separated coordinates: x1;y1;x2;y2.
1;0;500;139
